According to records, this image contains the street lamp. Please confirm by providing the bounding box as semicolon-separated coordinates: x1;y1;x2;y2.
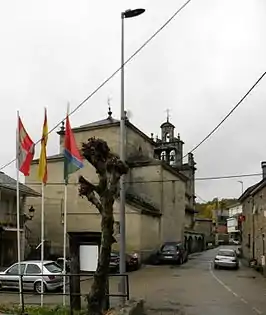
238;181;244;195
120;7;145;302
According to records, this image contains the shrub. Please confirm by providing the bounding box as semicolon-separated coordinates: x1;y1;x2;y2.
0;304;86;315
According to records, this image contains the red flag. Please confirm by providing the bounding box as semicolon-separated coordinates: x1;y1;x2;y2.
64;114;83;182
17;116;35;176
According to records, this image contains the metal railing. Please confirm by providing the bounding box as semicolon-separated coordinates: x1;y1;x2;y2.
0;272;129;314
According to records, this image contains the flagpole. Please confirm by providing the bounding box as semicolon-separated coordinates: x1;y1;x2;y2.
16;110;22;306
63;102;70;306
63;182;67;305
40;182;45;306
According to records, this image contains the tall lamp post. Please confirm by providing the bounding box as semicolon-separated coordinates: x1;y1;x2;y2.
238;180;244;195
120;8;145;302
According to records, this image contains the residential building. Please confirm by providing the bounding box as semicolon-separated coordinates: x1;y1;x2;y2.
228;203;243;218
25;109;198;259
212;208;229;244
226;203;243;241
239;162;266;266
0;172;40;267
194;218;214;249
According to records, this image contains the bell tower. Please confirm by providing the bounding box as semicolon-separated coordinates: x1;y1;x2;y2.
152;109;197;231
154;111;184;167
161;109;175;142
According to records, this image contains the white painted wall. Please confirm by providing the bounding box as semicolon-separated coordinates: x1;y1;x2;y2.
227;217;238;233
228;204;243;217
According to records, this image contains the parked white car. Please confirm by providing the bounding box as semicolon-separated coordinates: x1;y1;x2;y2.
0;260;63;294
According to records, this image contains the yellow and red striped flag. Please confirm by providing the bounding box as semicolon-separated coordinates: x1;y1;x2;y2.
38;108;48;183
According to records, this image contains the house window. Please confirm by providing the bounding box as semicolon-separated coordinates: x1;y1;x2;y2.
1;199;9;215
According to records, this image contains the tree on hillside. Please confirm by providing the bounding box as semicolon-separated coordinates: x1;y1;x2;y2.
78;137;128;315
196;203;214;219
196;198;239;218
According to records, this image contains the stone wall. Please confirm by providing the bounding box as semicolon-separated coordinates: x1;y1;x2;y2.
242;185;266;264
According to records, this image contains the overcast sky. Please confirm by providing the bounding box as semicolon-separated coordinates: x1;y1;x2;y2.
0;0;266;201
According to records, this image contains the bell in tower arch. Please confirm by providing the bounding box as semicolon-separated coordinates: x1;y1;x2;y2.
169;150;176;165
160;151;166;161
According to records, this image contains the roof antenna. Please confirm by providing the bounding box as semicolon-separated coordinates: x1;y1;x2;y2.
107;96;112;119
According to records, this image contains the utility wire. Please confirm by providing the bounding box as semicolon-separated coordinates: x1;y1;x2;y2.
0;0;192;172
184;71;266;156
195;194;208;203
12;171;262;186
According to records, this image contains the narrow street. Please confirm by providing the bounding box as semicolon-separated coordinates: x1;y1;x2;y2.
2;247;266;314
140;246;266;315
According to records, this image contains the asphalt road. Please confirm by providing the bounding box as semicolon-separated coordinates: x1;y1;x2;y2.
1;247;266;314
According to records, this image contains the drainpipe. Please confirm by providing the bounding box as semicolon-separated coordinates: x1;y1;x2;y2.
261;232;266;277
262;232;265;256
252;197;255;260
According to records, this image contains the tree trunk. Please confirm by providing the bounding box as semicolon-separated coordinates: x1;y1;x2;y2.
86;194;114;315
79;138;128;314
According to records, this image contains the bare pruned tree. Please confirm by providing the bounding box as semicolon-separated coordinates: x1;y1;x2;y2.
78;137;128;315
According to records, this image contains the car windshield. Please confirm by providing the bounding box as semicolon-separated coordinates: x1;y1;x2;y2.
44;262;62;273
218;250;235;257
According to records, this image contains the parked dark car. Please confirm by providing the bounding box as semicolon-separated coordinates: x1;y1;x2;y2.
125;252;140;271
110;252;140;272
109;253;120;272
150;242;188;265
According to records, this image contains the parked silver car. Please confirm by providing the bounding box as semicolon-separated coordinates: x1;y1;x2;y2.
0;260;63;294
214;249;239;270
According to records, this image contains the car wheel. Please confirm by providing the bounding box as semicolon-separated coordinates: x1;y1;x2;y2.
235;265;239;270
152;256;160;265
34;281;46;294
214;264;218;269
178;257;183;265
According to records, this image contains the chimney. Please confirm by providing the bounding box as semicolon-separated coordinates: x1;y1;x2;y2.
262;161;266;179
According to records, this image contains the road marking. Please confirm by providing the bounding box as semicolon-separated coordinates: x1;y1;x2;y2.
209;264;239;297
209;263;263;315
252;307;263;315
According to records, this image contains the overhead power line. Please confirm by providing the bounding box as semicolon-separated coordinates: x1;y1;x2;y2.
195;172;261;181
0;0;192;172
11;171;262;186
195;194;208;203
184;71;266;156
